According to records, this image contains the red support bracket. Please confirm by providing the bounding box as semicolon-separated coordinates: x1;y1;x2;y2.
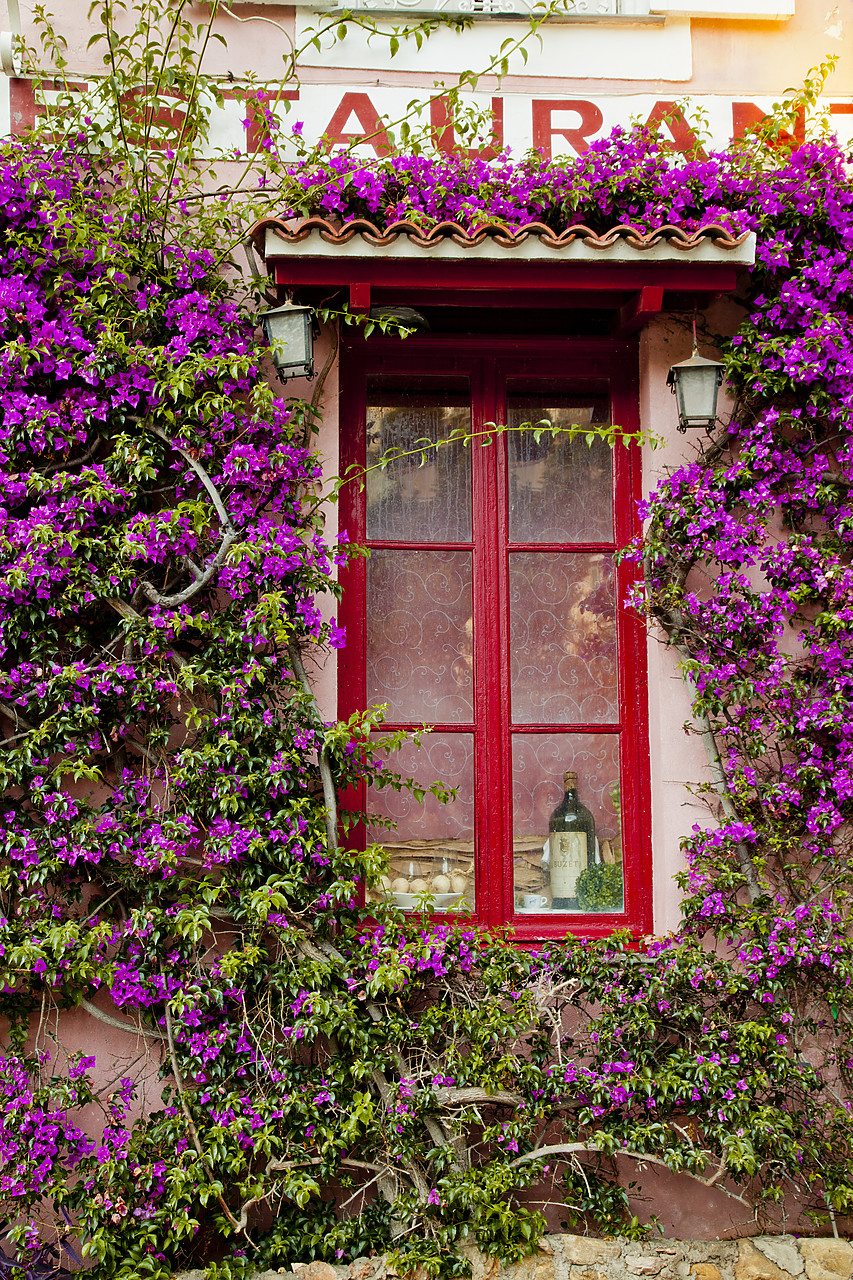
349;283;371;314
612;285;666;335
611;286;665;338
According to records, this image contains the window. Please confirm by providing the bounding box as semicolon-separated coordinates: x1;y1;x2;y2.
339;336;651;940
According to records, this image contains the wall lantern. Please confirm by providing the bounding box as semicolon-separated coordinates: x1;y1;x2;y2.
667;326;726;434
258;301;315;380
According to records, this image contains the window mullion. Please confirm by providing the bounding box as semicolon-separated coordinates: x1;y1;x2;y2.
471;357;510;929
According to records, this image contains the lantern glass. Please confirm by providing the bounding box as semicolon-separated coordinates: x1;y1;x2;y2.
259;303;314;379
667;352;725;432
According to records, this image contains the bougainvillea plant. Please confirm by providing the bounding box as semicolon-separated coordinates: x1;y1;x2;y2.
2;4;853;1277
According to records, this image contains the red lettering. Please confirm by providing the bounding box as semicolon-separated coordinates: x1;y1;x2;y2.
10;78;89;141
532;99;603;159
645;101;707;158
731;100;765;139
429;96;504;159
321;92;392;157
731;100;805;147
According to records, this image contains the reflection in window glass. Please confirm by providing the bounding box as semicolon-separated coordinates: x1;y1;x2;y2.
366;733;475;914
366;377;471;543
509;552;617;724
507;391;612;544
512;733;622;915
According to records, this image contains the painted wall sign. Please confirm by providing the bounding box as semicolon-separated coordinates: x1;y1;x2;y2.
9;79;853;160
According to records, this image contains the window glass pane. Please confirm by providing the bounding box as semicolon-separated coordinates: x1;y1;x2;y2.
366;732;475;914
512;733;622;915
509;551;617;724
366;549;474;723
366;376;472;542
507;389;612;543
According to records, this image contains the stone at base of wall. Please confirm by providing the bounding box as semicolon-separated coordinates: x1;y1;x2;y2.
175;1235;853;1280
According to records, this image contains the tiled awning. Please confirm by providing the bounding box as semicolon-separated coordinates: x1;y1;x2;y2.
255;215;754;261
252;216;755;330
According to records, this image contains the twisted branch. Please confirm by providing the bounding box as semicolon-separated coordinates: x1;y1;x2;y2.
140;529;238;608
143;424;234;531
434;1086;525;1107
81;997;166;1041
820;470;853;489
0;699;34;733
509;1142;749;1207
138;423;238;609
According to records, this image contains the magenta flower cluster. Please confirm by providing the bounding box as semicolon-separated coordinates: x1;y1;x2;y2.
281;125;757;235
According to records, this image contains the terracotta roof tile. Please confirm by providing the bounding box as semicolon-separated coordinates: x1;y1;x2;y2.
253;215;752;256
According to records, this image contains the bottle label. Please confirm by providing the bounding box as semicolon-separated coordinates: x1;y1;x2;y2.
550;832;587;899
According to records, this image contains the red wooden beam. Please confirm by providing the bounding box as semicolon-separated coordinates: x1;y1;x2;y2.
274;258;740;296
611;285;665;337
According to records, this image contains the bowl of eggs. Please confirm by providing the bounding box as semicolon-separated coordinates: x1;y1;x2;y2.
387;870;469;912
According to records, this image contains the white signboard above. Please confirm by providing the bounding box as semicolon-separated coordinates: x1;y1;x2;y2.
299;0;622;14
284;0;794;15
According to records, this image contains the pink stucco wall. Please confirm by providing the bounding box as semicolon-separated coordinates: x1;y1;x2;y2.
3;0;851;1238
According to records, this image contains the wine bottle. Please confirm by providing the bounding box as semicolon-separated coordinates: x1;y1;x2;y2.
548;770;595;911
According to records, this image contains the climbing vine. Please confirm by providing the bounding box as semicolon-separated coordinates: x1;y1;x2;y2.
1;6;853;1278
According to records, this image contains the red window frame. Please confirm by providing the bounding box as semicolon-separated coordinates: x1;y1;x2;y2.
338;332;652;942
